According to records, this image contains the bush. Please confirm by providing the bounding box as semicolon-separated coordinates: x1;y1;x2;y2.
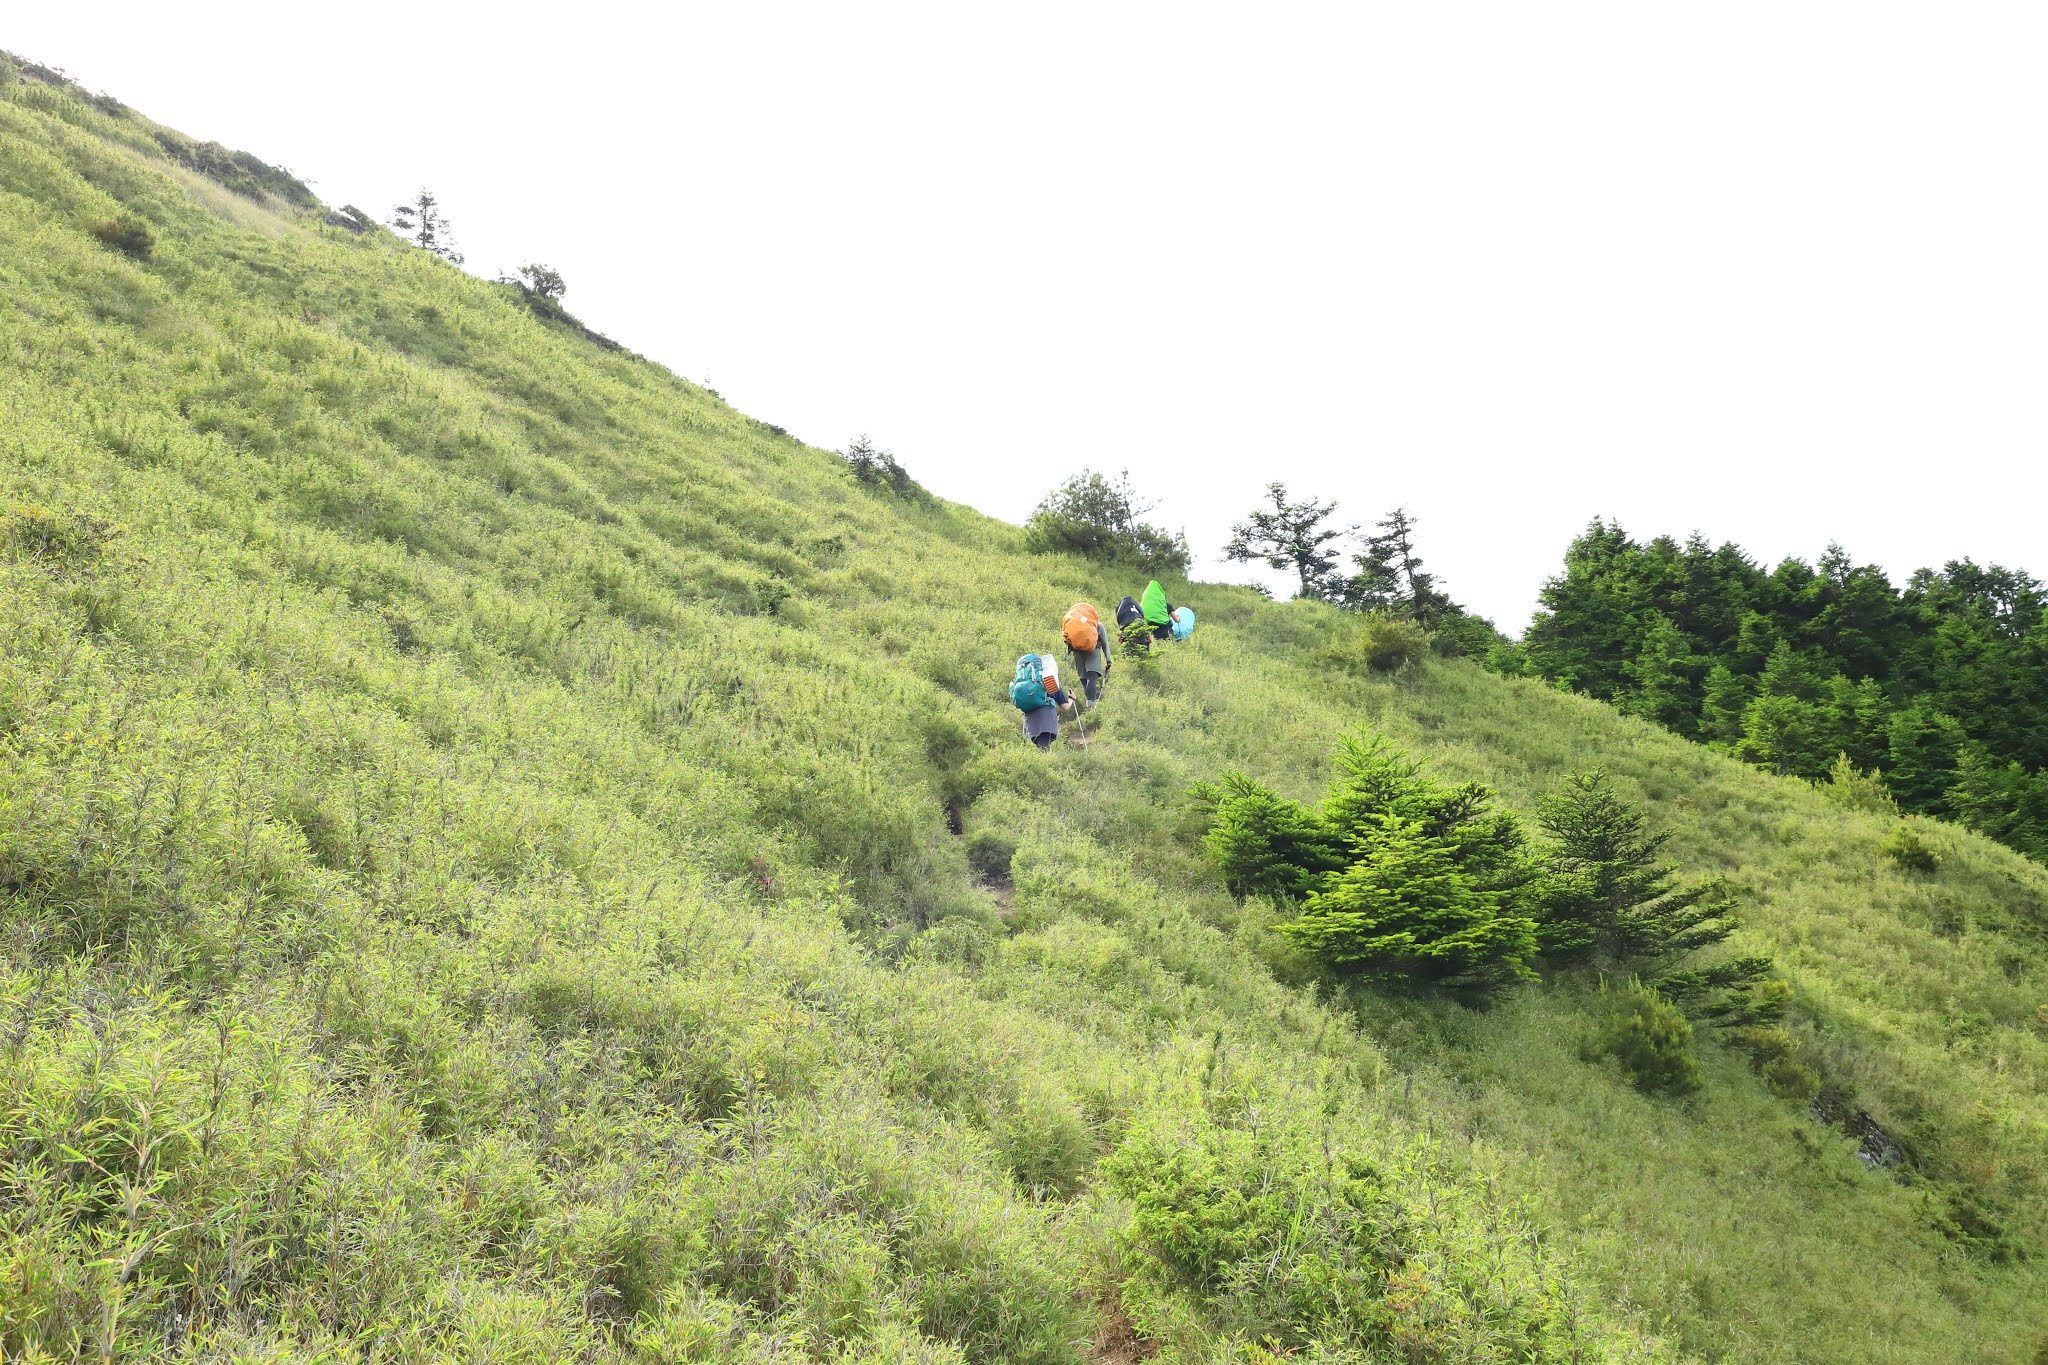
1588;981;1704;1094
1728;1025;1820;1101
1818;752;1897;815
964;829;1016;882
1101;1097;1404;1350
1882;822;1941;873
842;435;929;502
1023;469;1189;575
1117;617;1158;677
1320;613;1430;674
4;502;125;572
89;216;153;259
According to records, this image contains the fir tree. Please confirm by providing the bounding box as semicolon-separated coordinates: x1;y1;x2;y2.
391;188;463;264
1620;613;1697;733
1735;693;1831;778
1697;662;1750;747
1223;483;1348;601
1274;815;1537;988
1534;772;1744;965
1885;702;1966;815
1346;508;1455;624
1199;773;1346;903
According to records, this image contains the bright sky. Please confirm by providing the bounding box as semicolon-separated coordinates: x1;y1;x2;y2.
11;4;2045;629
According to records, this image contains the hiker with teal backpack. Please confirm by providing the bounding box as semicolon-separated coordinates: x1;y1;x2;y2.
1010;652;1076;751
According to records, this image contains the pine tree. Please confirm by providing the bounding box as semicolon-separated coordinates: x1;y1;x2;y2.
1697;663;1750;747
1885;702;1966;814
1620;613;1697;733
1343;508;1462;625
1274;815;1537;988
1200;773;1346;903
1223;484;1348;601
1735;693;1833;778
1534;772;1744;965
391;188;463;264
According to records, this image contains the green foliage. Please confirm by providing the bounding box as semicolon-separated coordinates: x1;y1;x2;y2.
1196;773;1345;903
1588;981;1704;1095
1816;751;1897;815
841;433;930;502
1534;772;1743;966
1204;734;1540;990
3;502;125;571
1882;821;1943;874
88;214;152;259
1;69;2045;1364
1223;482;1347;600
1277;814;1538;988
1524;520;2048;864
1319;612;1430;674
1115;616;1157;677
1022;468;1188;575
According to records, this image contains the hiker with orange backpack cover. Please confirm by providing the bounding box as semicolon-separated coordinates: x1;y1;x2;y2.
1061;602;1112;707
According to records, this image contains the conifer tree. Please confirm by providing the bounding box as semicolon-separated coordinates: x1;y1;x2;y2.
391;188;463;264
1620;613;1696;732
1348;508;1455;624
1199;773;1345;903
1223;483;1348;601
1274;815;1537;988
1535;773;1744;965
1735;692;1831;778
1885;702;1966;814
1696;663;1750;747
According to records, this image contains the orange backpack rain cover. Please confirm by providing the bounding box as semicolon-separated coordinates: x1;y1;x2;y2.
1062;602;1101;653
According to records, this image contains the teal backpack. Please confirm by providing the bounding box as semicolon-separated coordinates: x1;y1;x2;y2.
1170;607;1195;642
1009;654;1050;711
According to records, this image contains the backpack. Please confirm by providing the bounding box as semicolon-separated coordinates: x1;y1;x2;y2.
1170;607;1195;642
1140;580;1171;626
1062;602;1101;653
1115;595;1143;628
1009;654;1050;711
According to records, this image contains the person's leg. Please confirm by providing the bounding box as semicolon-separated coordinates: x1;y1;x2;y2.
1083;671;1102;703
1032;732;1054;751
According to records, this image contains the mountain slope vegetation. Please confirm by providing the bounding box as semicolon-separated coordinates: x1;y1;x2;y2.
2;61;2044;1363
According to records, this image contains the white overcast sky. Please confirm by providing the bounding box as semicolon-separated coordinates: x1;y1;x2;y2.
10;4;2044;628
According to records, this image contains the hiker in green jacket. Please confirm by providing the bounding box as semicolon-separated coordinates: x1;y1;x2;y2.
1140;580;1175;641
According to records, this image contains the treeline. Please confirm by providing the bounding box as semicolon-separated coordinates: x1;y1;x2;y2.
1500;521;2048;861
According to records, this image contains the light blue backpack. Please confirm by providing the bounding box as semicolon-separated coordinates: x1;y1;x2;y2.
1170;607;1195;642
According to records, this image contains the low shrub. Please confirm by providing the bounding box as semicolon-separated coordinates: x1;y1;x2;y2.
964;828;1016;882
1817;752;1898;815
1320;613;1430;674
3;502;125;571
1588;981;1704;1095
1882;822;1941;873
89;216;154;259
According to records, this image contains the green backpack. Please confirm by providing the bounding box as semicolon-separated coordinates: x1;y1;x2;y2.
1140;580;1171;626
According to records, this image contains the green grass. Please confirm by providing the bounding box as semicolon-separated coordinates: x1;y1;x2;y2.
1;65;2044;1362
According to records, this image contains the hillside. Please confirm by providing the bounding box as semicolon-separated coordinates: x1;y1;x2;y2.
3;60;2045;1363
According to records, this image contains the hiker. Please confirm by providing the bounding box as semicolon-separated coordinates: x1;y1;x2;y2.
1140;580;1175;640
1061;601;1112;706
1009;652;1075;751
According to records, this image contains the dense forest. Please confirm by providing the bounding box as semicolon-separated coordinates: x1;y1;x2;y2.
1500;522;2048;862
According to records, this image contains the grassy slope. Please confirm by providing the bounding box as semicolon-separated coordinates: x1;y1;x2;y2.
1;69;2043;1363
